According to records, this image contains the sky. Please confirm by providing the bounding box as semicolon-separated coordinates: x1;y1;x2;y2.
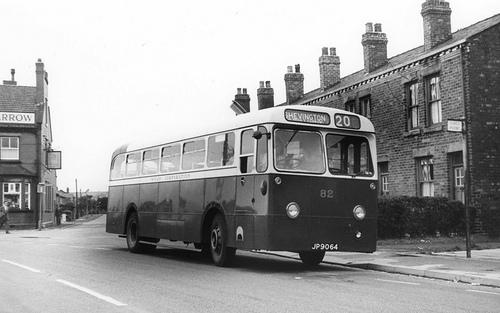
1;0;499;192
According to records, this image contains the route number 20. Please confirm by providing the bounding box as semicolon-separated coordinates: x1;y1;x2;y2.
335;115;351;128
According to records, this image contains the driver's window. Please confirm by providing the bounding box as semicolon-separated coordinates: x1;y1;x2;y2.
240;129;254;173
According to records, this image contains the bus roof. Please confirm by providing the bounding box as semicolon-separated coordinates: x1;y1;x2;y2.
112;105;375;158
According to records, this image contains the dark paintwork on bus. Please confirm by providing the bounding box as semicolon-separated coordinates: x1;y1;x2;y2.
106;172;377;253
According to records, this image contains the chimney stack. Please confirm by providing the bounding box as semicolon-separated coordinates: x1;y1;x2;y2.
35;58;48;105
3;69;17;86
319;47;340;90
421;0;452;51
361;22;388;73
232;87;250;114
284;64;304;105
257;80;274;110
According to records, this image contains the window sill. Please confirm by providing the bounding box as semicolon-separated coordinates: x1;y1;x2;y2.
403;128;422;137
0;159;21;163
423;123;444;134
7;210;33;214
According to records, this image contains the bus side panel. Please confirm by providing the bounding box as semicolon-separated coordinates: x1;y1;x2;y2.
252;175;270;250
106;185;124;234
204;176;237;246
123;184;139;229
180;179;204;242
139;183;158;238
157;181;182;240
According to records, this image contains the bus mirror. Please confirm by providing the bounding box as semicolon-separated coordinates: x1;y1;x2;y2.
252;129;270;140
252;130;263;139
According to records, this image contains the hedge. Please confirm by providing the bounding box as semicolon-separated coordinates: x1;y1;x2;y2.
377;196;470;239
479;206;500;238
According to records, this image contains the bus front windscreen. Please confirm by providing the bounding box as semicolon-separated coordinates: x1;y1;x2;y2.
326;133;374;177
274;129;325;173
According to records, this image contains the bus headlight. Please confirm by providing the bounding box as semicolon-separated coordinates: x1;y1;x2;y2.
286;202;300;219
353;205;366;220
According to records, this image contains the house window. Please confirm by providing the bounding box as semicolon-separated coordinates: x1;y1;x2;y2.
426;75;441;125
345;101;355;113
378;162;389;196
417;157;434;197
0;137;19;160
2;183;22;210
360;96;371;118
449;152;464;203
406;82;419;129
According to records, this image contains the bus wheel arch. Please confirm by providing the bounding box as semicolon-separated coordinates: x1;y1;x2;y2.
201;204;235;266
124;205;156;254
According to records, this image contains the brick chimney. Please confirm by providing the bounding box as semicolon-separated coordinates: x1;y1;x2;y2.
284;64;304;105
35;58;48;105
421;0;452;51
319;47;340;90
257;81;274;110
234;87;250;113
3;69;17;86
361;22;388;73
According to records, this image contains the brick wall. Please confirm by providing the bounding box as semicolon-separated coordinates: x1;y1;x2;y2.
466;23;500;208
312;48;466;199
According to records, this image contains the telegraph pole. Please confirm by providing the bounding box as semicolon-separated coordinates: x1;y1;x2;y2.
74;179;78;221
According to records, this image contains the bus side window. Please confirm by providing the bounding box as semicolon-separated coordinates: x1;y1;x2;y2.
256;126;268;172
125;152;141;177
161;144;180;173
208;132;235;168
110;155;125;179
182;139;206;170
240;129;254;174
142;148;159;175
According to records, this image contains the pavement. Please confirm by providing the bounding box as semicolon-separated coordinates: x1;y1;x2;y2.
268;248;500;288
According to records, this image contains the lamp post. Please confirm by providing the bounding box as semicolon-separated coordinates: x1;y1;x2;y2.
37;183;45;230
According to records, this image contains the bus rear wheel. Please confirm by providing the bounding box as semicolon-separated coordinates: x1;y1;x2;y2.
126;212;156;253
299;251;325;266
209;214;235;266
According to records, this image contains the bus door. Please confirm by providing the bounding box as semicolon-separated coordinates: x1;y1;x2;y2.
235;129;256;248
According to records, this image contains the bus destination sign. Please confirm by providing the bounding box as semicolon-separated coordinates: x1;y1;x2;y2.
284;109;330;125
334;113;361;129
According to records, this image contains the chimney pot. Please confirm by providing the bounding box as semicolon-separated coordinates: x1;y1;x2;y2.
257;80;274;110
237;88;242;94
259;81;264;88
284;65;304;105
287;66;293;73
319;47;341;90
242;88;247;94
365;22;373;33
322;47;328;55
421;0;452;50
362;22;388;72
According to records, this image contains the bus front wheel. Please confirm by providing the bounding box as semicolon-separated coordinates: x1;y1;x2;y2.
299;251;325;266
126;212;156;253
209;214;235;266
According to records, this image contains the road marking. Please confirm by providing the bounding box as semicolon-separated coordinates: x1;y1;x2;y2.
2;259;41;273
56;279;127;306
466;289;500;296
375;278;420;286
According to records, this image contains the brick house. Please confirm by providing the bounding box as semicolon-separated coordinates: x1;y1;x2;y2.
261;0;499;210
0;59;59;228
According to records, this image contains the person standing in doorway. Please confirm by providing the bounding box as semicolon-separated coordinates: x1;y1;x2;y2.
0;201;11;234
